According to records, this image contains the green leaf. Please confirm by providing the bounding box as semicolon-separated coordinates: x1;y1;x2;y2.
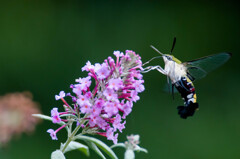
85;141;106;159
124;149;135;159
111;143;126;149
32;114;52;121
51;150;66;159
75;135;118;159
62;141;89;157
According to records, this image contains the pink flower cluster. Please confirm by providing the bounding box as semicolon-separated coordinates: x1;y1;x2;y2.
47;50;144;144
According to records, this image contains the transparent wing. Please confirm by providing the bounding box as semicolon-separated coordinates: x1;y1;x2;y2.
163;83;178;94
183;52;231;81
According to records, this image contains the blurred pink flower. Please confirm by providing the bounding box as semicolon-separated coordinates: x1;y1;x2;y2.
0;92;41;146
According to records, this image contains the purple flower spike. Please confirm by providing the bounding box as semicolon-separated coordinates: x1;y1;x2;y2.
55;91;65;100
48;49;145;144
47;129;58;140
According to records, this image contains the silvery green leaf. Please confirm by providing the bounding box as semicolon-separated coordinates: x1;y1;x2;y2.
51;150;66;159
85;141;106;159
75;135;118;159
62;141;89;157
111;143;126;149
134;145;148;153
32;114;52;121
124;149;135;159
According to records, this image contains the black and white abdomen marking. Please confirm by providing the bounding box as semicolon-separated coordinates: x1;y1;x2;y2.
174;76;199;119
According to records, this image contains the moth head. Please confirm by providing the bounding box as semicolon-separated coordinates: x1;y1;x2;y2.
163;54;173;63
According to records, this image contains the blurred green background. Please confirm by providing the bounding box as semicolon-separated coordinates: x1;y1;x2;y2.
0;0;239;158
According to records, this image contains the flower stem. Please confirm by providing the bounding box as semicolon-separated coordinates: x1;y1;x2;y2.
60;115;88;153
61;124;81;153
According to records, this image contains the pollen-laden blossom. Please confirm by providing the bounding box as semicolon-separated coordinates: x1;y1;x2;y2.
48;50;144;144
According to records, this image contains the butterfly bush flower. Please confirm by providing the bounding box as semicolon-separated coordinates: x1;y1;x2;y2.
47;50;145;144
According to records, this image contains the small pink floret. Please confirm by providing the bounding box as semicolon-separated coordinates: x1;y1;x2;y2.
72;84;82;96
122;101;133;119
80;101;92;114
96;63;110;79
113;51;124;57
77;95;88;106
103;89;118;101
55;91;65;100
131;90;140;102
106;128;118;144
82;61;94;72
108;78;123;90
104;101;118;117
132;80;145;92
51;108;61;123
75;76;91;91
47;129;58;140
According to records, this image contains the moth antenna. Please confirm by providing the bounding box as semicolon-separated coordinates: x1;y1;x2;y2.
170;37;176;54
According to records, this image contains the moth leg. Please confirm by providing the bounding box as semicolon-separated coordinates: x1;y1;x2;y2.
171;84;175;100
167;76;171;93
142;65;166;75
155;66;167;75
141;66;157;73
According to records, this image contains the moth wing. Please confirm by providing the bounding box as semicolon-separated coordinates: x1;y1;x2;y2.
163;83;178;94
183;52;231;81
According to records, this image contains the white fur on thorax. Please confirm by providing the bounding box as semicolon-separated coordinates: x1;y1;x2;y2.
163;57;187;83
